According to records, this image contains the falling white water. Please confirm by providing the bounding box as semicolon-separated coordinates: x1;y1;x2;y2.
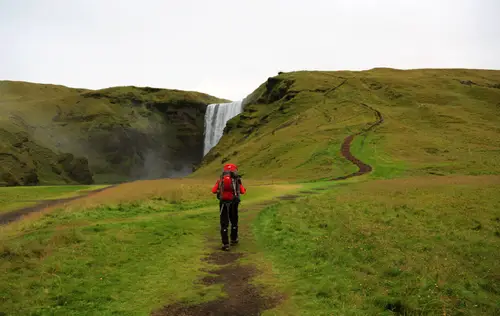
203;101;243;156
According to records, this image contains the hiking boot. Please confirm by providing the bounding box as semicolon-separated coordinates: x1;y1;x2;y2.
230;239;239;245
221;244;230;251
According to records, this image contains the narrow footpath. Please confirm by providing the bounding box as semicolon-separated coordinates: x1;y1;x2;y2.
153;105;385;315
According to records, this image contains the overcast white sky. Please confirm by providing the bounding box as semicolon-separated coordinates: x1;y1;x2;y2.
1;0;499;100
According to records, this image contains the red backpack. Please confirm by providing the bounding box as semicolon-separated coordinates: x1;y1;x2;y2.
218;170;240;202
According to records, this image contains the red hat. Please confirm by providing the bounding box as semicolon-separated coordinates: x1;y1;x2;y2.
223;163;238;171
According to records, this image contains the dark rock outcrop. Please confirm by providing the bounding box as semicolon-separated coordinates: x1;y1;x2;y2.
0;130;94;186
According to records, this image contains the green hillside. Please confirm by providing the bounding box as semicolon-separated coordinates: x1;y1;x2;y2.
194;68;500;180
1;69;499;315
0;81;228;186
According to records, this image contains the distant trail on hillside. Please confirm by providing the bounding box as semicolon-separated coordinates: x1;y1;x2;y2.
0;185;116;225
333;103;384;180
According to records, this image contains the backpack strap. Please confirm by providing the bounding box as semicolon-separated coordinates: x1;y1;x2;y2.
217;173;224;199
231;177;237;199
235;177;241;196
230;171;240;201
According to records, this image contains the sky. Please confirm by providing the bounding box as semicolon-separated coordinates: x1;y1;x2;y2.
1;0;499;101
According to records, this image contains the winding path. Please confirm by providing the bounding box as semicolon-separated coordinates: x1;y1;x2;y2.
332;103;384;180
153;104;385;315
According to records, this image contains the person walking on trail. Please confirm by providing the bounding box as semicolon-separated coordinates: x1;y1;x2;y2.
211;163;246;251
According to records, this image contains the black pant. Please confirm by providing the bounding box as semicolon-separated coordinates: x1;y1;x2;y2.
220;201;239;245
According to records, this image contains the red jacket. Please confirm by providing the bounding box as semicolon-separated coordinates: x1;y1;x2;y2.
212;177;246;201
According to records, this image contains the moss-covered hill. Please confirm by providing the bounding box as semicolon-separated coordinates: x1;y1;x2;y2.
0;81;227;186
194;68;500;180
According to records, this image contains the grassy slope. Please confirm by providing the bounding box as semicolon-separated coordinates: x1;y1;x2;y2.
194;68;500;180
0;81;228;185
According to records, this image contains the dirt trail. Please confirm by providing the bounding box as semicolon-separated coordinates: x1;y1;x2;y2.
153;104;384;315
153;248;283;316
0;186;115;225
154;193;295;316
333;103;384;180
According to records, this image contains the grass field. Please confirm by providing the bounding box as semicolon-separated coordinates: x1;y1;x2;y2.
0;179;301;315
2;176;497;315
255;175;500;315
0;185;109;213
1;69;499;315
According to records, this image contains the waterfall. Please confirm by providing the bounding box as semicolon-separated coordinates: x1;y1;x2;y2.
203;100;243;156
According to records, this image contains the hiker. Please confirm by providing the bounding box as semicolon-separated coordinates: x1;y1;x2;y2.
211;163;246;251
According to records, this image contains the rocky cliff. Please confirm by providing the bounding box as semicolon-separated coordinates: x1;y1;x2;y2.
0;81;227;185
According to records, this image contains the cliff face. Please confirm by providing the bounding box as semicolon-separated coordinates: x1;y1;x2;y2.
0;81;228;185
